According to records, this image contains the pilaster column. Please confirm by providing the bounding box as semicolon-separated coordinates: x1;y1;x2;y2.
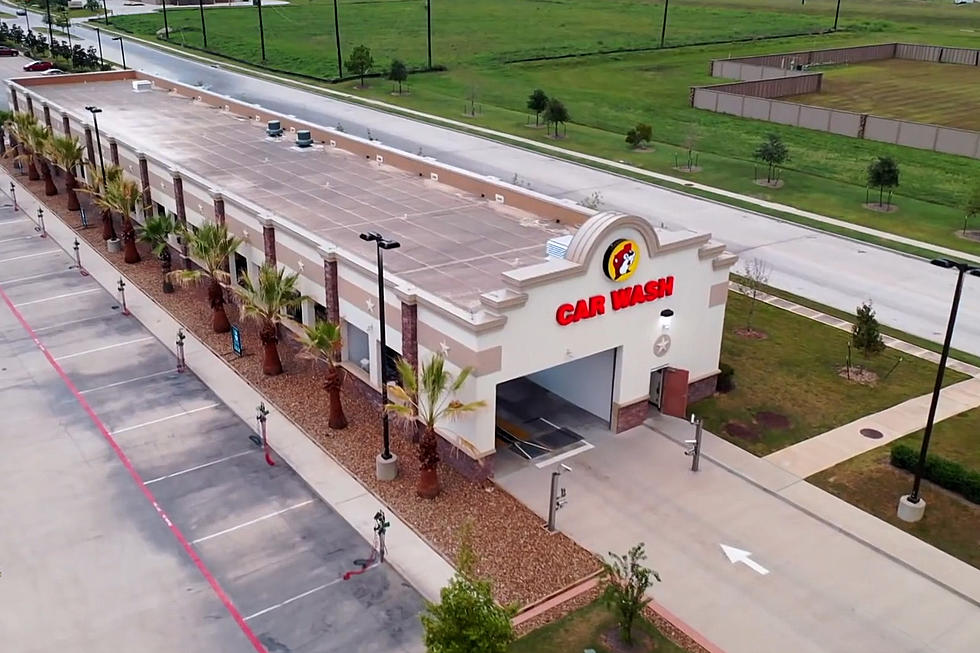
262;217;276;267
138;154;151;209
401;299;418;372
10;89;18;113
109;138;119;166
212;191;225;226
61;113;70;136
322;252;340;325
84;127;94;166
25;95;33;118
42;105;51;129
172;171;190;269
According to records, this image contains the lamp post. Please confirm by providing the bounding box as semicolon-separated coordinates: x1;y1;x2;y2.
359;230;401;481
833;0;842;31
659;0;669;48
111;36;125;69
256;0;266;62
94;27;105;68
332;0;342;78
45;0;54;48
102;0;109;25
897;259;980;522
198;0;208;49
84;106;106;182
425;0;432;70
23;3;30;32
161;0;170;40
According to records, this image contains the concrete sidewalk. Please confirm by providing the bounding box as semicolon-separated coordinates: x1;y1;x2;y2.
0;166;455;604
765;376;980;478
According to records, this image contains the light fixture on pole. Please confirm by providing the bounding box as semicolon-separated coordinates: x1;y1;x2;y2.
111;36;126;69
84;106;106;183
94;27;105;69
359;230;401;481
897;258;980;522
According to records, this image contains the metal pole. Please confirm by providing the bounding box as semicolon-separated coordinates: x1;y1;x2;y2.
91;111;106;182
95;27;104;68
693;417;703;472
116;38;126;69
332;0;342;78
71;238;89;276
659;0;669;48
426;0;432;70
547;469;560;532
102;0;109;25
161;0;170;39
908;267;966;503
45;0;54;48
198;0;208;49
9;183;16;212
256;0;266;61
117;278;130;316
35;207;45;238
176;328;186;373
256;402;274;466
833;0;841;31
377;242;392;460
24;4;30;32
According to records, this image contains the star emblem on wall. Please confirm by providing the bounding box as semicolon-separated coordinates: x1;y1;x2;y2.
241;228;250;241
298;260;305;273
654;334;672;357
439;341;451;356
365;298;376;313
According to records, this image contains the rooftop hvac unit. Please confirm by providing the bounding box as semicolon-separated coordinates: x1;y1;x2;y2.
131;80;152;93
266;120;283;137
545;235;573;260
296;130;313;148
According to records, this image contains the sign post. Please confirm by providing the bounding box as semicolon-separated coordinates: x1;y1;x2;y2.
231;324;243;356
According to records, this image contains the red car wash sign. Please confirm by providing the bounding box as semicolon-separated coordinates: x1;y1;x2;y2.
556;238;674;326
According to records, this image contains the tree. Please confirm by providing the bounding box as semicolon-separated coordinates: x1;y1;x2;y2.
736;257;771;333
82;162;122;241
85;0;101;11
106;176;142;264
753;133;788;183
544;98;569;138
0;110;12;158
625;122;653;149
5;112;40;181
295;320;348;429
46;134;84;211
385;355;486;499
169;222;243;333
867;156;899;208
25;123;58;197
347;44;373;88
963;184;980;235
138;215;176;293
232;263;308;376
852;301;885;358
388;59;407;94
420;525;517;653
600;542;661;647
526;89;548;127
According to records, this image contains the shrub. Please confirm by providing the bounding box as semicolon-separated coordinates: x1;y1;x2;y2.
890;443;980;504
717;363;735;393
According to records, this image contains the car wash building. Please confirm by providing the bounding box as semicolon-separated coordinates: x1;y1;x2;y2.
8;70;736;478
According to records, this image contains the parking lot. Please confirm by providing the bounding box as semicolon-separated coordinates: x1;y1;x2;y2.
0;196;424;652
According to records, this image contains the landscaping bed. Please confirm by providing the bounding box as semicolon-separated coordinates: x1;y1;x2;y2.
690;292;965;456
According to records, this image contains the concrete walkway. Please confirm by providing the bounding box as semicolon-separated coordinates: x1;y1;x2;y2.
0;166;455;604
765;376;980;477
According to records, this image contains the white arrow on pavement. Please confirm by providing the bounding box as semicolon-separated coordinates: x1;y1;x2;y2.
720;544;770;575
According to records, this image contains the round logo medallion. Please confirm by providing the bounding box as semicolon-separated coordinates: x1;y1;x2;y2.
602;238;640;282
654;334;672;357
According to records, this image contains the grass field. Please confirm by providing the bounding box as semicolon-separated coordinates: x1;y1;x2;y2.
107;1;980;255
690;292;966;456
810;407;980;569
788;59;980;131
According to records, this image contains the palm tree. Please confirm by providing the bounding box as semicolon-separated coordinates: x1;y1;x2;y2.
138;214;176;293
0;110;13;157
6;112;40;180
386;355;486;499
169;222;242;333
46;134;84;211
26;124;57;196
106;176;143;264
296;320;348;429
232;263;307;376
83;162;121;241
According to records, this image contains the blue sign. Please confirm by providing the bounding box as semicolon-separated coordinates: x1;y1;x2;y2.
231;325;243;356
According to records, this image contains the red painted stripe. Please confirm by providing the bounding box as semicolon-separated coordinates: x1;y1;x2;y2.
0;283;268;653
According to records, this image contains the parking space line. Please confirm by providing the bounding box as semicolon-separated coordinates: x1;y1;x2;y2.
0;217;28;227
111;403;220;435
244;572;375;621
0;235;33;244
145;450;255;485
14;288;101;307
0;250;61;264
192;500;315;545
33;314;110;333
80;369;175;395
0;270;69;285
53;337;154;361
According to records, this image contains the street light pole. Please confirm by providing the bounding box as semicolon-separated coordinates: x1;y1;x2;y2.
161;0;170;40
112;36;125;69
85;106;106;182
659;0;669;48
359;231;401;481
332;0;342;78
45;0;54;49
94;27;105;68
898;259;980;522
833;0;842;31
101;0;109;25
426;0;432;70
198;0;208;49
256;0;266;62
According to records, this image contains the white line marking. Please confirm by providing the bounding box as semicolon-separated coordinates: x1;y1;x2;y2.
111;403;220;435
79;369;175;394
192;500;314;545
0;269;69;285
53;336;154;361
14;288;101;307
0;235;33;244
32;313;110;333
0;250;60;264
244;573;365;621
534;441;595;469
144;450;254;485
0;218;28;227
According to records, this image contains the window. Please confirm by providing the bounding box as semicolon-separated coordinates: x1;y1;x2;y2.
346;322;370;373
314;302;328;325
155;202;165;218
284;292;303;323
234;253;248;288
382;345;401;384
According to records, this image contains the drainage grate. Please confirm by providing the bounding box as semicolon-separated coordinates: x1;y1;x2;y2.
860;428;884;439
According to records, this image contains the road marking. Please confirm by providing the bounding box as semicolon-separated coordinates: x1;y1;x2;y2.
79;369;175;394
0;250;60;264
720;544;770;575
0;217;28;227
0;269;69;285
145;449;254;485
53;336;154;361
0;234;33;244
244;571;374;621
14;288;101;307
111;403;220;435
534;441;594;469
192;500;315;544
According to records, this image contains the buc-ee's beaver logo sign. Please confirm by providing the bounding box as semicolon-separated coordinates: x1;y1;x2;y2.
602;238;640;282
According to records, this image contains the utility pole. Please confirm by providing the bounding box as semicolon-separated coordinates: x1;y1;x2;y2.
256;0;266;61
332;0;343;78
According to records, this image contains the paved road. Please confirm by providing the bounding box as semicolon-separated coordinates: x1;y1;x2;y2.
4;15;979;353
0;199;424;652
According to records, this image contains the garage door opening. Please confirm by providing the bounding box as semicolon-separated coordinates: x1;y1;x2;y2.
495;348;616;464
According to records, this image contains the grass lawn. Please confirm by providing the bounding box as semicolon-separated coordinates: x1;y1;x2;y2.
511;599;687;653
690;292;967;456
106;0;980;255
788;59;980;131
809;407;980;569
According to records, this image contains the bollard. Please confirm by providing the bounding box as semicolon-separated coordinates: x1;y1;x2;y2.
35;207;46;238
547;463;572;533
117;278;130;316
256;402;274;466
175;328;186;373
70;239;89;276
374;510;389;563
9;183;16;212
686;414;704;472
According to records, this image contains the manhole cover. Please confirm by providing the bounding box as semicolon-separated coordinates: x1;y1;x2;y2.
860;428;884;439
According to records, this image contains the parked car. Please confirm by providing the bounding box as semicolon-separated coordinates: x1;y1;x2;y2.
41;68;66;75
15;9;27;16
0;47;18;57
23;60;53;72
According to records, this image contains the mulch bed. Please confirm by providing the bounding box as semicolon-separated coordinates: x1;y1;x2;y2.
838;366;879;387
724;421;760;441
733;327;767;339
863;202;898;213
755;411;790;430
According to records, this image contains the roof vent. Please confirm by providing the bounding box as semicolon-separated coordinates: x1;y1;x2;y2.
296;130;313;148
131;80;152;93
546;235;573;260
266;120;283;137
